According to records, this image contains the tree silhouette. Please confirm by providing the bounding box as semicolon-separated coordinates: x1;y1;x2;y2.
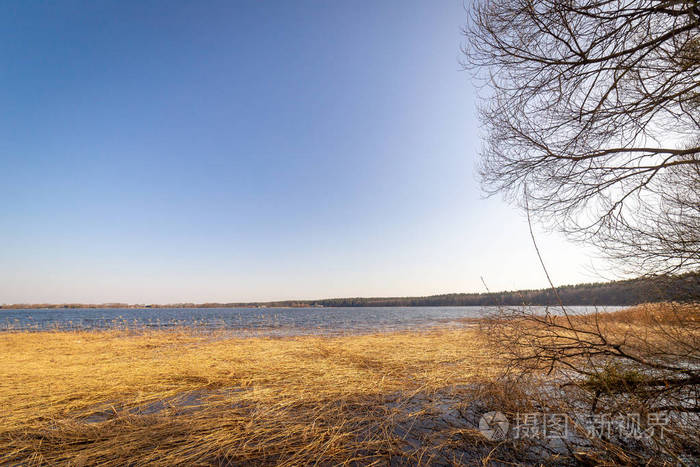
464;0;699;275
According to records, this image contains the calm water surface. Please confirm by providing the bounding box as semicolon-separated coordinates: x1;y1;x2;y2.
1;306;624;335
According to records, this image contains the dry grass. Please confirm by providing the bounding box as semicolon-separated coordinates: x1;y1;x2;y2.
0;327;499;465
587;302;700;325
478;302;700;465
3;303;697;465
488;302;700;356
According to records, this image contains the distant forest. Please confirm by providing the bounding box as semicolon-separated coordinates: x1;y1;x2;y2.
3;272;697;309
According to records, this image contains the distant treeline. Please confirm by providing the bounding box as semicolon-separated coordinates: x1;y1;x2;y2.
2;273;697;309
306;273;699;308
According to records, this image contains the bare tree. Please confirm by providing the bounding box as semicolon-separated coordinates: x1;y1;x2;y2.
464;5;700;460
464;0;700;275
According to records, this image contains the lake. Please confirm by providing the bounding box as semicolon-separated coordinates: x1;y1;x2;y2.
0;306;624;335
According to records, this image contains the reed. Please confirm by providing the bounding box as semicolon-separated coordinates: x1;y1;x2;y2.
0;327;497;465
2;303;696;465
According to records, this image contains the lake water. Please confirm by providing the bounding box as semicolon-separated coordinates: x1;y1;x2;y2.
0;306;623;335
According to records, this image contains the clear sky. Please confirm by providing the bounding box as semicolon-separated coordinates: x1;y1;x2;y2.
0;1;606;304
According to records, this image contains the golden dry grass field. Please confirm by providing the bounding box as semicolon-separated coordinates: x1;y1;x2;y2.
2;303;697;466
0;327;500;465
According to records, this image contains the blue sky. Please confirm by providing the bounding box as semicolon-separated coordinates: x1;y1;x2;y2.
0;1;603;303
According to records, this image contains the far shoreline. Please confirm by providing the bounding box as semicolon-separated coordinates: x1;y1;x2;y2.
1;271;697;309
